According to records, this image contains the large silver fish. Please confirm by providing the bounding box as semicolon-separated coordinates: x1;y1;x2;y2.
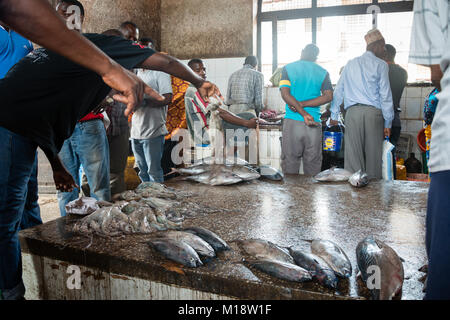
183;226;231;252
230;165;261;181
186;170;243;186
148;238;203;268
311;239;352;278
257;165;284;181
356;236;404;300
349;170;370;188
238;239;294;264
314;167;353;182
161;230;216;258
175;163;212;176
247;259;312;283
288;248;338;289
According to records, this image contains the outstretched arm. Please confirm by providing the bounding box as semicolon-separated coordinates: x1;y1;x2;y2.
218;108;257;129
139;53;221;108
0;0;163;111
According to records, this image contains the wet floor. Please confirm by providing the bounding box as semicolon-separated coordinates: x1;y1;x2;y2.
20;176;428;300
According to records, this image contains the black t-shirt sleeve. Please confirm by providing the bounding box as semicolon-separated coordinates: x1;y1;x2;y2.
84;34;155;70
321;72;333;92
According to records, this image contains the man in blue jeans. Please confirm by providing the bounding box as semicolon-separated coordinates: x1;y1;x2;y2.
56;1;111;216
131;39;173;183
0;21;42;231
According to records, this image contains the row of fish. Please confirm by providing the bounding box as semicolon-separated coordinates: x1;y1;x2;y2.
237;237;404;300
314;167;370;188
174;161;284;186
237;239;351;289
148;227;231;267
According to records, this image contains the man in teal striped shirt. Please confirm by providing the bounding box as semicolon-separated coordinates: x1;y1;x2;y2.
280;44;333;175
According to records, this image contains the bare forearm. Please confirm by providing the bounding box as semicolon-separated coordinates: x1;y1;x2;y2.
0;0;115;77
280;88;308;117
300;91;333;107
140;53;204;88
219;109;250;127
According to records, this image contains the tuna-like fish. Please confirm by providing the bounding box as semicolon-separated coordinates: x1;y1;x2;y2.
356;236;404;300
175;164;212;176
349;170;370;188
311;239;352;278
183;227;231;252
247;259;312;283
238;239;294;264
314;167;353;182
257;165;284;181
148;238;203;268
230;165;261;181
186;170;243;186
288;248;338;289
161;231;216;258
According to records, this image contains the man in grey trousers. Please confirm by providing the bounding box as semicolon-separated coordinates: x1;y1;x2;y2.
330;29;394;179
280;44;333;175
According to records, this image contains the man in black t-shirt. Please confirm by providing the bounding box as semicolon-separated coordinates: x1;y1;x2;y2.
0;31;219;300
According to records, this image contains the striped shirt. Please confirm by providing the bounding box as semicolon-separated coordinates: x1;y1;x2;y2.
226;64;264;114
185;85;211;146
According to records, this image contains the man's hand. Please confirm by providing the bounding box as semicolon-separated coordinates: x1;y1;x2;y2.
304;114;317;127
329;120;339;127
101;62;165;117
384;128;391;139
431;64;443;91
197;81;222;103
246;118;258;129
53;168;79;193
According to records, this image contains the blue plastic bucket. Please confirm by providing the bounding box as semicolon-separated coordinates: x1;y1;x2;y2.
323;130;343;152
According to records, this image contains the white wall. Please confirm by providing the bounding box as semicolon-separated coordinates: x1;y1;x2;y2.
180;57;247;95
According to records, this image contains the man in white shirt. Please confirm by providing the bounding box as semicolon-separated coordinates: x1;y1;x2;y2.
330;29;394;179
131;40;173;183
409;0;450;300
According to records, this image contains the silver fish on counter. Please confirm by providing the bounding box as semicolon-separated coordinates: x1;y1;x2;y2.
314;167;353;182
349;170;370;188
230;165;261;181
175;163;211;176
186;168;244;186
247;259;312;283
288;248;338;289
356;236;404;300
257;165;284;181
237;239;294;264
160;230;216;258
311;239;352;278
148;238;203;268
183;226;231;252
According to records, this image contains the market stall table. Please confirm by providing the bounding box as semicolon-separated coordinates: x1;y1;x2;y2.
20;176;428;300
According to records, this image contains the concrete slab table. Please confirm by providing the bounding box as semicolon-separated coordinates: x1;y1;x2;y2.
19;176;428;300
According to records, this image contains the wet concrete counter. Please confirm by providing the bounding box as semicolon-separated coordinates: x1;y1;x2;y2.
19;176;429;300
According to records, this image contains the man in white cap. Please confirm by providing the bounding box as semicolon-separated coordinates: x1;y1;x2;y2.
330;29;394;179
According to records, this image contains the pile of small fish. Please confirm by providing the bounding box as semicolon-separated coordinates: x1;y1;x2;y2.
72;182;198;237
148;227;231;268
174;161;283;186
315;168;369;188
237;239;352;289
356;236;404;300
